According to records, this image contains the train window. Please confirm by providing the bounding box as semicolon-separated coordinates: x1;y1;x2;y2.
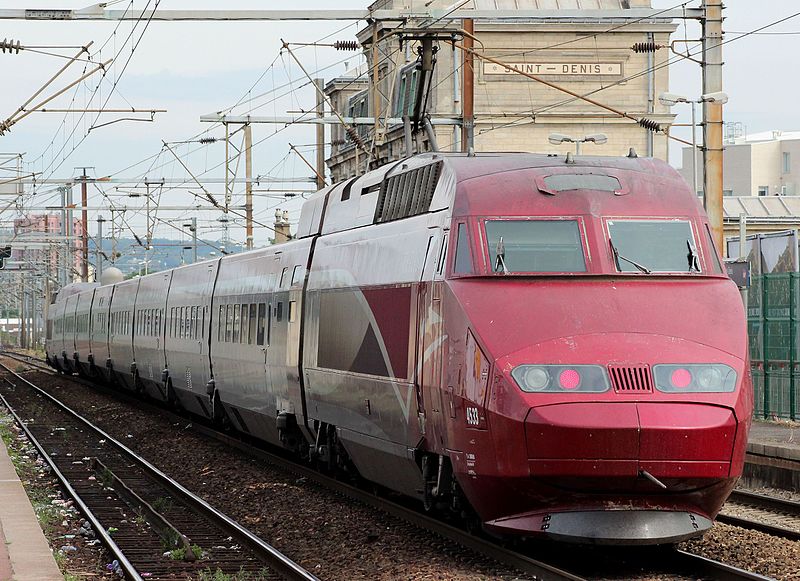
201;306;206;339
485;220;586;273
218;305;224;342
256;303;266;346
454;223;473;274
437;233;448;274
279;267;288;288
248;304;257;344
190;306;196;340
289;301;297;323
608;219;699;274
179;307;185;338
542;173;621;193
291;265;303;285
705;224;724;274
186;307;192;339
276;302;283;322
232;304;241;343
239;304;248;343
225;304;233;343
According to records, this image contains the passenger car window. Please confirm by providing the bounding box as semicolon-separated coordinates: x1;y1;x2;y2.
291;265;303;285
485;220;586;273
279;267;288;288
248;304;257;344
240;304;248;343
256;303;266;346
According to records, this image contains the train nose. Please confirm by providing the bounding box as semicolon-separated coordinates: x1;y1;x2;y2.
524;402;737;480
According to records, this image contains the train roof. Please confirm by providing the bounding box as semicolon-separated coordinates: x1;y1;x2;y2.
297;152;693;237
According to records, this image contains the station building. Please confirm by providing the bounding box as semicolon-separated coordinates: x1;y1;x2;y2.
325;0;678;182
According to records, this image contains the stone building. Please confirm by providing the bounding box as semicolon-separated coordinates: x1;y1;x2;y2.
325;0;677;182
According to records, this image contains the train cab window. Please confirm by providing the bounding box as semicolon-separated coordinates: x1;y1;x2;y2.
256;303;267;346
289;301;297;323
608;219;700;274
454;223;473;274
437;233;448;274
485;220;586;273
705;224;724;274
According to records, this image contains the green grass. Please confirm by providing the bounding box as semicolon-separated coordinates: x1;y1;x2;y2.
196;568;275;581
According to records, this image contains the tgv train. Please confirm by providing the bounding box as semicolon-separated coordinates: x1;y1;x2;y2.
46;152;752;545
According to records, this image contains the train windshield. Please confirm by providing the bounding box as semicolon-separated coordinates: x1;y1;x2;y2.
607;219;700;273
484;220;586;273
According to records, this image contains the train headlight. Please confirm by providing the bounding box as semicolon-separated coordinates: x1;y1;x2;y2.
653;364;737;393
511;365;609;393
522;367;550;391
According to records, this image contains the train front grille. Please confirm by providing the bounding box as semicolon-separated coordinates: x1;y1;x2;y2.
608;364;653;393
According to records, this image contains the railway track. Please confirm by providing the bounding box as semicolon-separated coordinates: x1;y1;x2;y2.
0;352;774;581
718;490;800;541
0;358;318;581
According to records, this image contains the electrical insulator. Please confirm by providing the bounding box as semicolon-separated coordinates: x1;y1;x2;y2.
345;126;366;150
199;137;217;144
334;40;359;51
1;39;21;54
638;118;662;132
631;42;664;53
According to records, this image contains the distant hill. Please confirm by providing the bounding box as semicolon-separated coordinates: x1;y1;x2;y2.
89;237;247;275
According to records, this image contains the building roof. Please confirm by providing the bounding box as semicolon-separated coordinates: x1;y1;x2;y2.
724;196;800;221
473;0;628;8
730;130;800;145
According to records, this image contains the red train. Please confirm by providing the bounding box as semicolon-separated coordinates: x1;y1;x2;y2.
46;152;752;544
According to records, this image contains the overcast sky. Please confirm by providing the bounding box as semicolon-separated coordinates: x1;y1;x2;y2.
1;0;799;254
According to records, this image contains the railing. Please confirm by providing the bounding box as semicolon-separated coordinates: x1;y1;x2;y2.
749;274;800;420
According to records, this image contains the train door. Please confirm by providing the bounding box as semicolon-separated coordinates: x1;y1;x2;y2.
416;230;447;449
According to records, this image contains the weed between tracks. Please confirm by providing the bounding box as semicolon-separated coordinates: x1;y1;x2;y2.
196;567;275;580
0;404;113;579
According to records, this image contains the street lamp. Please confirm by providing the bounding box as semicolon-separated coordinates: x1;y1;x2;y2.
548;133;608;155
659;91;729;201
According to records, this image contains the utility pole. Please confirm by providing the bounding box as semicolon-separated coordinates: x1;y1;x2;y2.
66;183;73;284
702;0;724;252
192;217;198;264
245;123;254;250
77;166;92;282
59;185;67;287
314;77;326;191
461;19;474;152
19;275;25;349
96;215;105;281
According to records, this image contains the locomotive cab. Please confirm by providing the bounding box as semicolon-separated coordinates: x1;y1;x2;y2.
439;160;752;544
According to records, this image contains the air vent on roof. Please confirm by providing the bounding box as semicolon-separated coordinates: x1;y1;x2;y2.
374;161;442;224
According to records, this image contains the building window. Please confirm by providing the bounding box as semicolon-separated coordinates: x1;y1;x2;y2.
723;189;733;197
347;90;369;141
758;186;769;197
784;152;791;174
394;63;420;118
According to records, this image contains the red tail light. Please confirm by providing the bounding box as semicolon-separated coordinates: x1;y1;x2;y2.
559;369;581;390
670;368;692;389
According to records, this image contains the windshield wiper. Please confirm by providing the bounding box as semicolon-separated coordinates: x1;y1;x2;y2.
494;236;509;274
610;239;652;274
686;239;700;272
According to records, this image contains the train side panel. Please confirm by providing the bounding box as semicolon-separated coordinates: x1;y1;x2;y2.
212;240;311;446
303;211;448;497
74;290;95;376
107;279;139;390
90;284;114;381
164;260;219;418
62;293;80;373
132;271;172;401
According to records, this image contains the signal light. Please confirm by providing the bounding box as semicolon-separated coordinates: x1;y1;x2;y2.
559;369;581;390
670;368;692;389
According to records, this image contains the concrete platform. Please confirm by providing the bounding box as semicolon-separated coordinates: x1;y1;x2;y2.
0;436;62;581
744;420;800;490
